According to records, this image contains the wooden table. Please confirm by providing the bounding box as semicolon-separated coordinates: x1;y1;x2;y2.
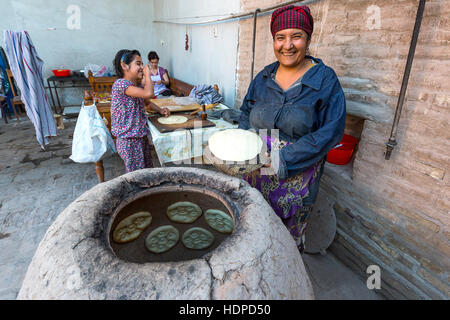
147;103;238;167
47;75;90;114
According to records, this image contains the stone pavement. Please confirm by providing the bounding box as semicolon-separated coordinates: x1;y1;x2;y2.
0;117;384;300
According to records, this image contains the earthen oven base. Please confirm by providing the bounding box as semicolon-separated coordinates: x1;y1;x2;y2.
18;168;314;300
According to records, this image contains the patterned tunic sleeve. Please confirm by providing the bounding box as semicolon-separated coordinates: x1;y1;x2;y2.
111;78;149;138
114;78;132;95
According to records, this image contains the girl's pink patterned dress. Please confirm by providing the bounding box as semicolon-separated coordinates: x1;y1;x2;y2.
111;78;153;172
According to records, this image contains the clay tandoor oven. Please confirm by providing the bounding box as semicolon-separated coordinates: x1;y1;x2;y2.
18;168;314;300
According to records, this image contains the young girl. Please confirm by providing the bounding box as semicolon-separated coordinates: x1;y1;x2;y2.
111;49;170;173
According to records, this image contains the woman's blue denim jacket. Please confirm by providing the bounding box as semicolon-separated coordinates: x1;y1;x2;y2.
238;56;346;185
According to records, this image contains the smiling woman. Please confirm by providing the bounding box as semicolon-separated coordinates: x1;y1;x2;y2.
238;5;346;254
273;28;313;90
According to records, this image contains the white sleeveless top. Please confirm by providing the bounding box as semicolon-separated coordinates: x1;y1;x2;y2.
150;67;168;96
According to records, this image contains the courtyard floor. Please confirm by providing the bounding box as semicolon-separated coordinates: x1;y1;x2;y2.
0;116;384;300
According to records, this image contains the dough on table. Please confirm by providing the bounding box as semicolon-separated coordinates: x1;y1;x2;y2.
208;128;263;162
182;227;214;250
167;201;202;223
145;225;180;253
157;115;188;125
204;209;234;234
113;211;152;243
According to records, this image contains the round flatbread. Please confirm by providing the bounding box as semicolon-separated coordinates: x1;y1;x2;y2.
204;209;234;234
113;211;152;243
167;201;202;223
145;225;180;253
182;227;214;250
157;115;188;125
208;129;263;162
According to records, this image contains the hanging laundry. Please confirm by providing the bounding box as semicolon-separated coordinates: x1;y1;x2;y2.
4;30;57;149
189;84;223;105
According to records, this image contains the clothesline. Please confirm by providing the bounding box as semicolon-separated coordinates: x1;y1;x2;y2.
152;0;321;26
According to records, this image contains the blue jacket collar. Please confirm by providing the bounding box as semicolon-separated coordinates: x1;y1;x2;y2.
262;56;325;91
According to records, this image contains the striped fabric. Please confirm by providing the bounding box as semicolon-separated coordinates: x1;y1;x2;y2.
270;5;314;38
3;30;56;149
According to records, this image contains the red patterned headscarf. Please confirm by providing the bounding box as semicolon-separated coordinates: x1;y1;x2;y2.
270;5;314;39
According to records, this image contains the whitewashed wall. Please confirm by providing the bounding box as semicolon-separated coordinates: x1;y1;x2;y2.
1;0;155;106
1;0;241;108
151;0;241;106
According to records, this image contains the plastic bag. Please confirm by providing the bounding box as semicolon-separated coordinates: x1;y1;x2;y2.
69;103;116;163
83;63;110;77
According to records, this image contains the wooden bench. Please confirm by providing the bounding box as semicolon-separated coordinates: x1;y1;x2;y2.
168;77;194;97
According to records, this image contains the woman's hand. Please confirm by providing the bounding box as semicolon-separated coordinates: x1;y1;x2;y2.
155;80;162;85
125;65;154;99
159;107;170;117
143;64;150;79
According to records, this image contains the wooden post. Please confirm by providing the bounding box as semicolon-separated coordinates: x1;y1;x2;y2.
95;160;105;183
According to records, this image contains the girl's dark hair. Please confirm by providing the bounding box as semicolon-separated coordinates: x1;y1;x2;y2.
148;51;159;61
113;49;141;77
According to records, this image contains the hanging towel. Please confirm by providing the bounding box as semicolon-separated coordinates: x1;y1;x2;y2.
4;30;56;149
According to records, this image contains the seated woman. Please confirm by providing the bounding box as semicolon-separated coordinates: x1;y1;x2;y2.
147;51;172;98
238;5;346;254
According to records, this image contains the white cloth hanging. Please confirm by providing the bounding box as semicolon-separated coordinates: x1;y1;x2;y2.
4;30;57;149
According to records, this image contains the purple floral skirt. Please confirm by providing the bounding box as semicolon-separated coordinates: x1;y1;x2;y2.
116;136;153;173
242;135;322;253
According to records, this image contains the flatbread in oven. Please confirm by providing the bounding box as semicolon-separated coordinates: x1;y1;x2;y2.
182;227;214;250
145;225;180;253
113;211;152;243
204;209;234;234
167;201;202;223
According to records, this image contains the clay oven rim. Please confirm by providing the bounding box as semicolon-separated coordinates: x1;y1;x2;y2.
18;167;316;299
106;184;239;260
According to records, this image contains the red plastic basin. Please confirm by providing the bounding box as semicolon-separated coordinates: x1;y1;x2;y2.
326;134;358;165
52;69;71;77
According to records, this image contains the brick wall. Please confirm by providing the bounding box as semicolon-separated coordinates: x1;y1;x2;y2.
237;0;449;299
